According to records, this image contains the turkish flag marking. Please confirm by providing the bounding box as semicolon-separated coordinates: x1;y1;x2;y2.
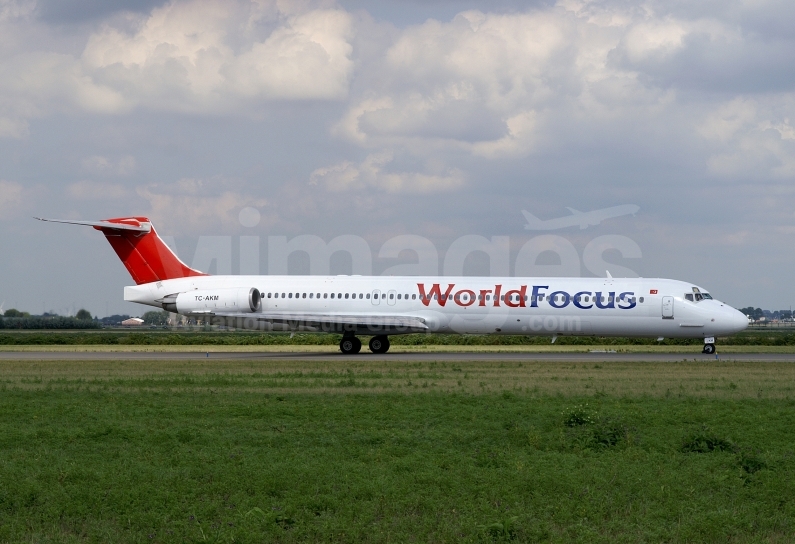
650;289;658;294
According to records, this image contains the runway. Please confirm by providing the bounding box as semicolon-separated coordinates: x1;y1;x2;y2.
1;350;794;362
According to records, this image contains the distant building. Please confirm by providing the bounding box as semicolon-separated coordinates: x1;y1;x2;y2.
121;317;144;326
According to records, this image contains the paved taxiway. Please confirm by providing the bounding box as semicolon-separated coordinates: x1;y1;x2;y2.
1;351;794;362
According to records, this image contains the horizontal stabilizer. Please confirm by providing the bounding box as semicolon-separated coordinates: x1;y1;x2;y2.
34;217;151;232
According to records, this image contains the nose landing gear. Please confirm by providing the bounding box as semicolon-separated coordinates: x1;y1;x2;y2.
702;336;716;355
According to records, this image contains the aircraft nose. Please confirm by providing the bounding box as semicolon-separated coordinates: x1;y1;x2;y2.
725;306;748;333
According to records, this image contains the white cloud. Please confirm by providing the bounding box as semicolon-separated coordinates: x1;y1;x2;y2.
81;1;354;111
699;97;795;179
81;155;136;177
334;10;572;156
0;180;23;216
0;116;28;139
0;0;354;133
136;177;269;234
310;151;465;193
67;180;130;200
0;0;34;22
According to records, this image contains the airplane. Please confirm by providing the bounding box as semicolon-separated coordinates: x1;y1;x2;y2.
36;216;747;355
522;205;640;230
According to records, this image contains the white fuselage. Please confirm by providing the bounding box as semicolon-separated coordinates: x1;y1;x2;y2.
125;275;748;338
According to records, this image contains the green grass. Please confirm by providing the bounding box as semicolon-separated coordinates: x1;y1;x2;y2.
0;359;794;542
3;329;795;346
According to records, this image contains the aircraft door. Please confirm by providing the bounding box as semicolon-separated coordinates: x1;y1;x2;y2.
662;296;674;319
371;289;381;305
387;289;397;306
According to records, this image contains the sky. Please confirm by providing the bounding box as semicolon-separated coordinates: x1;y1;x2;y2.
1;0;794;317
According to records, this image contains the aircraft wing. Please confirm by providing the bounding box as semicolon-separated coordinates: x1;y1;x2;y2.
196;311;429;333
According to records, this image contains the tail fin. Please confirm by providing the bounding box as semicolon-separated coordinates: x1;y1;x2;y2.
36;216;206;285
521;210;544;230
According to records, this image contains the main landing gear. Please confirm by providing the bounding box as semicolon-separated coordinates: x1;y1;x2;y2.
339;335;361;355
339;334;390;354
368;335;390;354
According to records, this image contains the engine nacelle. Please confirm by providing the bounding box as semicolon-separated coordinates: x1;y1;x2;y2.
160;287;261;314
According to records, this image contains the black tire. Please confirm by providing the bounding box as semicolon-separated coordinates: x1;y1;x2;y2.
369;335;390;354
340;337;361;354
702;343;715;355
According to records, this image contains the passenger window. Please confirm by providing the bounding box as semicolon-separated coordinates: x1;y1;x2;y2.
267;293;271;298
302;293;306;298
412;294;416;300
685;294;693;301
366;293;370;299
288;293;293;298
397;294;402;300
338;293;341;298
345;293;349;299
389;293;394;299
331;293;335;299
359;294;363;299
434;295;438;300
639;297;644;303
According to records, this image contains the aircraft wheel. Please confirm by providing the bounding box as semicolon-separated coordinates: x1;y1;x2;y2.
369;335;390;354
702;343;715;355
340;336;361;355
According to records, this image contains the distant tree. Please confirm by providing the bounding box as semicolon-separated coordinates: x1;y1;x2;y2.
100;314;130;326
739;307;764;320
142;310;170;326
3;309;29;318
75;309;92;320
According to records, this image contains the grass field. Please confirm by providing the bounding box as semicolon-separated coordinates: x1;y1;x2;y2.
1;357;794;542
3;344;795;354
4;329;795;348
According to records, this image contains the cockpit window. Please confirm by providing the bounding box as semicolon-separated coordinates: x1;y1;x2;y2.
695;293;703;301
685;294;694;301
702;293;712;299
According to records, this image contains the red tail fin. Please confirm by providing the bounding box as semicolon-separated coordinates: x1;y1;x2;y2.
36;216;206;284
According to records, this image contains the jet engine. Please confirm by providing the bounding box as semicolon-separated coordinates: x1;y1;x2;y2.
159;287;261;314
